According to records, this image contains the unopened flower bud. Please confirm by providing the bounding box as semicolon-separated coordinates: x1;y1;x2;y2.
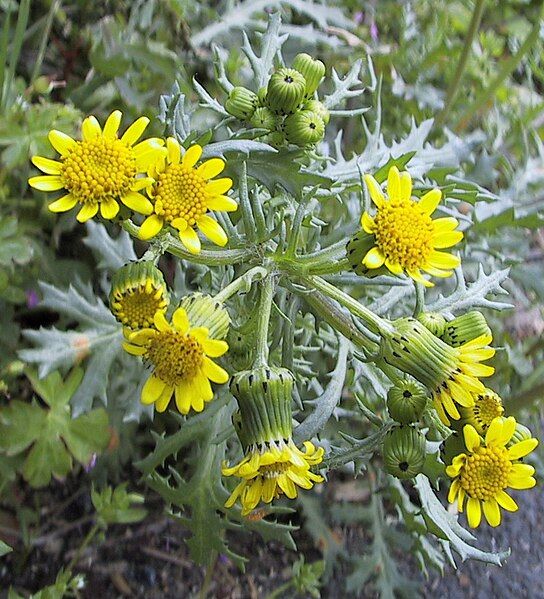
267;68;306;115
417;312;447;337
441;311;491;347
284;110;325;146
178;292;230;340
225;86;258;120
109;261;169;330
303;99;330;124
230;366;294;445
383;425;426;479
387;379;428;424
292;53;325;96
250;106;277;131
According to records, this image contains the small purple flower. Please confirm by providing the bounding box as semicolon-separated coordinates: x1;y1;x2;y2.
26;289;39;308
354;11;364;24
370;21;379;42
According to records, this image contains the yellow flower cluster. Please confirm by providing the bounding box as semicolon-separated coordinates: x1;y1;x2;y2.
29;112;238;255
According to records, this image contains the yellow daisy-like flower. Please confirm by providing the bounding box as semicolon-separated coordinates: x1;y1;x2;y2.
139;137;238;254
123;307;229;414
361;166;463;286
29;110;166;222
459;388;504;435
431;334;496;426
446;417;538;528
223;439;324;516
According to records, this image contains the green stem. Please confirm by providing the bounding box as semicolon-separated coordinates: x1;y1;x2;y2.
300;275;393;336
455;4;543;131
265;581;293;599
31;0;61;83
198;552;217;599
253;275;275;368
238;161;257;242
122;220;251;266
295;239;347;267
434;0;486;129
214;266;268;303
308;257;349;275
413;282;425;317
249;186;267;241
284;187;316;259
66;523;100;573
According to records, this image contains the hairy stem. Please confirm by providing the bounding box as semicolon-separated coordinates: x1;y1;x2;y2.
214;266;268;303
254;275;276;367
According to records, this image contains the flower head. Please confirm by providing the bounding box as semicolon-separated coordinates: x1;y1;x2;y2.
381;318;495;425
459;388;504;435
139;138;237;254
109;261;169;330
123;307;229;414
29;111;165;222
222;439;324;516
361;167;463;286
446;417;538;528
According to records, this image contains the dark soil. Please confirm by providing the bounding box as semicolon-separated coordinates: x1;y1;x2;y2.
1;479;542;598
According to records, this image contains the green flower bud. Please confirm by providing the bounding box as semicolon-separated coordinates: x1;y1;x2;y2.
267;68;306;115
284;110;325;146
250;106;277;131
346;231;388;278
441;311;491;347
178;292;230;340
458;388;503;435
292;53;326;96
109;261;169;330
387;379;428;424
383;426;426;479
225;86;258;120
230;366;294;445
417;312;447;337
257;87;268;106
303;99;330;125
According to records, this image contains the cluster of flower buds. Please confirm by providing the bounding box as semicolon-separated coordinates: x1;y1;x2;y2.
225;53;328;148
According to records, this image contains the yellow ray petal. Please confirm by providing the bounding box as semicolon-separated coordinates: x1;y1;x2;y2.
361;211;375;234
364;174;384;207
31;156;62;174
418;188;442;215
121;190;153;215
29;175;64;191
103;110;122;139
496;490;518;512
466;497;482;528
130;177;155;192
122;342;147;356
197;158;225;180
482;499;501;527
172;307;190;333
362;246;385;269
428;250;460;270
76;203;98;223
154;311;171;332
141;374;166;404
387;166;401;200
399;171;412;201
179;226;201;254
166;137;181;164
197;214;228;246
463;424;481;452
384;258;403;275
507;438;538;460
174;382;192;414
202;338;228;358
155;386;173;412
507;475;536;490
182;144;203;169
48;130;76;156
48;194;77;213
206;195;238;212
100;198;120;219
139;214;164;240
202;357;229;383
81;115;101;140
433;216;459;234
121;116;150;146
206;177;232;195
433;231;463;249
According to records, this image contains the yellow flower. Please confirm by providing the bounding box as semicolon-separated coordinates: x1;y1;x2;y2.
29;111;166;222
361;166;463;286
446;417;538;528
123;307;229;414
223;439;324;516
139;138;238;254
431;334;496;426
459;388;504;435
109;261;169;331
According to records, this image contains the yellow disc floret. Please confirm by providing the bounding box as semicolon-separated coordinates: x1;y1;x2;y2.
146;330;204;386
460;389;504;434
373;198;434;272
447;417;538;528
360;166;463;286
154;163;208;226
112;285;167;330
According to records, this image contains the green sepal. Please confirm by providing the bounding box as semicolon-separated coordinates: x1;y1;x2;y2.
417;312;447;337
292;53;325;96
179;292;230;340
387;379;428;424
382;425;426;479
225;86;258;120
284;110;325;146
441;311;491;347
266;68;306;115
